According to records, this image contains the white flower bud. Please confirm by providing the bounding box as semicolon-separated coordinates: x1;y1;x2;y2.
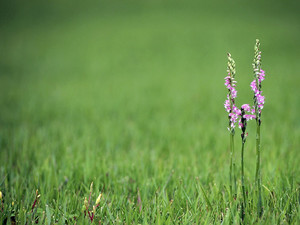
96;193;102;205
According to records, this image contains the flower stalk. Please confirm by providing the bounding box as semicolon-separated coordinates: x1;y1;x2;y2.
224;53;238;198
224;39;266;219
252;39;265;217
239;105;249;220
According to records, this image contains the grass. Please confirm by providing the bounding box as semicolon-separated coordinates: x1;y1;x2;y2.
0;0;300;224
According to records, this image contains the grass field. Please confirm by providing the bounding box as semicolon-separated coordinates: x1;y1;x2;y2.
0;0;300;224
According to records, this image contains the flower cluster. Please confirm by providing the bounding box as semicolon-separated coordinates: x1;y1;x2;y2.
251;69;265;112
224;53;241;130
238;104;256;128
224;77;256;129
224;52;264;130
224;93;256;129
224;75;240;129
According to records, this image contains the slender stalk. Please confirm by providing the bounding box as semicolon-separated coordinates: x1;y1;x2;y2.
255;122;260;181
225;53;237;199
231;132;237;198
252;39;263;217
241;136;246;217
255;121;263;217
229;132;233;197
233;157;237;199
240;106;249;221
229;129;236;199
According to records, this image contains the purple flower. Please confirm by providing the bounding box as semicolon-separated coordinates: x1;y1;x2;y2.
258;69;265;82
241;104;250;112
224;74;240;129
224;97;230;112
251;69;266;114
238;104;256;128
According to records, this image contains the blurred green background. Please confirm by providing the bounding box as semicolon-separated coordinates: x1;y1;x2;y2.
0;0;299;222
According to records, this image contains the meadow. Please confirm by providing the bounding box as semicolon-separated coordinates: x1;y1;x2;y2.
0;0;299;224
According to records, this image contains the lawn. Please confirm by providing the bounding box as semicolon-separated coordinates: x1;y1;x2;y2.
0;0;299;224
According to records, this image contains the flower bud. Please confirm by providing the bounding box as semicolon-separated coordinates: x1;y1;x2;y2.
90;182;93;193
84;197;88;207
96;193;102;205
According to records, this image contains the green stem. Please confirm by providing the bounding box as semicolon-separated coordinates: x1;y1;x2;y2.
233;158;237;198
241;138;246;217
229;131;236;198
229;132;233;197
255;121;263;217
